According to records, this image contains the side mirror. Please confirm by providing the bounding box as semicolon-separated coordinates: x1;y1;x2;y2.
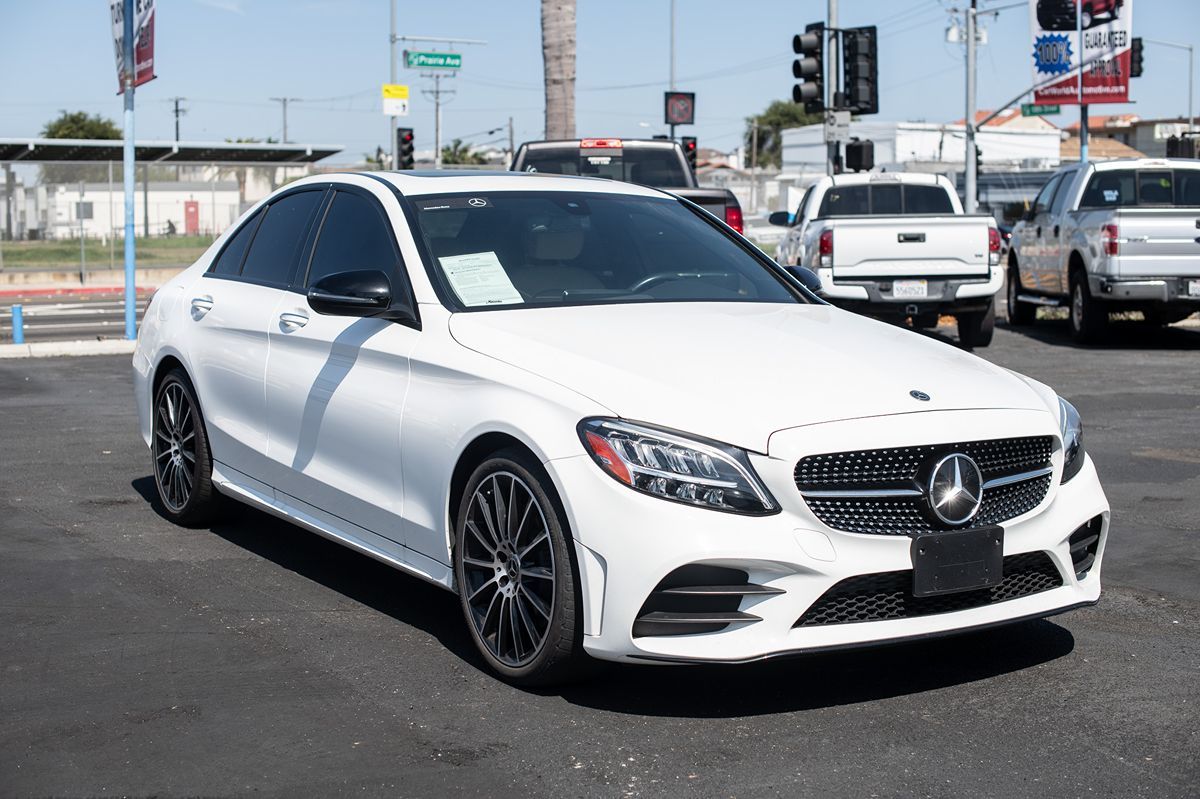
768;211;791;227
785;265;824;295
307;269;413;322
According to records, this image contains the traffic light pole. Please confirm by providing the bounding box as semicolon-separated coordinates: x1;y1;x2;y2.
964;0;977;213
1143;38;1195;133
826;0;838;176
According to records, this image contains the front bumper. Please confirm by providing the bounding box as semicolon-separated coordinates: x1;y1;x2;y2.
547;409;1108;664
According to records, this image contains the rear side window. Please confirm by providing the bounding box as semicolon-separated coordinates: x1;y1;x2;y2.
1138;171;1173;204
240;190;324;286
209;210;261;275
306;191;402;287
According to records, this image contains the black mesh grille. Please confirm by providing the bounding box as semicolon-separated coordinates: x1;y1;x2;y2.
795;436;1054;536
795;551;1063;627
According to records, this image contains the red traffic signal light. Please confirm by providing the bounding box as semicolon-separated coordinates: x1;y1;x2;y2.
397;127;415;169
681;136;697;171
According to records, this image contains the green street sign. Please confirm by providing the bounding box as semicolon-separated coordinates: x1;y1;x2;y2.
1021;103;1060;117
404;50;462;70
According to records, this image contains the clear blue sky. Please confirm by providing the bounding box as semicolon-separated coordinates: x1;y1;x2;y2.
2;0;1197;163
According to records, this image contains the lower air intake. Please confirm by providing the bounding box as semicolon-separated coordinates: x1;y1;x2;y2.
794;551;1063;627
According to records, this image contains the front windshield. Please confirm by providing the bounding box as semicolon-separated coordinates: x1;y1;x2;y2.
410;191;801;310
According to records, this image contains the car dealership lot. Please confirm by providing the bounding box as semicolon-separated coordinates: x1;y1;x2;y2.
1;321;1197;798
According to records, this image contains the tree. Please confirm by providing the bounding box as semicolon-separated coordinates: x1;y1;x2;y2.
40;110;122;183
744;100;822;170
440;139;486;166
221;137;284;208
541;0;576;139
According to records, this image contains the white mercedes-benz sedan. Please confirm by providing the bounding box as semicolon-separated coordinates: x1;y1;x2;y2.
134;171;1109;684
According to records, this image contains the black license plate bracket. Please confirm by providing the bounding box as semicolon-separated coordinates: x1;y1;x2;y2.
911;526;1004;598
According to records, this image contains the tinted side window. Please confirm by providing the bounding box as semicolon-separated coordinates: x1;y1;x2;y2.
1175;171;1200;205
1138;171;1174;204
307;191;401;287
1049;172;1076;215
1033;175;1062;212
209;210;261;275
904;185;955;214
240;190;324;287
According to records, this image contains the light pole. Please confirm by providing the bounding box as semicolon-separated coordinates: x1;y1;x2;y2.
398;35;487;168
1143;38;1195;133
269;97;302;143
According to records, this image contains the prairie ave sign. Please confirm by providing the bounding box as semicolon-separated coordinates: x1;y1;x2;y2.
1021;103;1060;117
404;50;462;70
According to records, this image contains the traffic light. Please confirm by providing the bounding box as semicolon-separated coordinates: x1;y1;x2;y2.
846;139;874;172
396;127;415;169
1130;37;1144;78
793;22;825;114
681;136;698;172
975;145;983;175
842;25;878;115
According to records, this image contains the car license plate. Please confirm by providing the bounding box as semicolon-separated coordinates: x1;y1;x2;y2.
893;279;928;299
911;527;1003;597
1187;279;1200;298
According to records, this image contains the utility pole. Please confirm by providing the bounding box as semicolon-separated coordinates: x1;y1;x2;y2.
168;97;187;141
78;181;86;283
121;0;136;340
421;74;454;168
270;97;301;143
1076;6;1088;163
964;0;978;213
389;0;397;168
669;0;676;141
508;116;515;162
826;0;838;176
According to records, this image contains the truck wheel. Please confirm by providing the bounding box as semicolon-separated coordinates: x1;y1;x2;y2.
957;299;995;350
1069;271;1107;343
1006;265;1036;326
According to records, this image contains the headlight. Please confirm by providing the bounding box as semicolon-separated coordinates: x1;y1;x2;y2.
578;418;778;515
1058;397;1085;483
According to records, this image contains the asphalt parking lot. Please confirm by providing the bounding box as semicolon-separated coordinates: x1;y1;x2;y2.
1;316;1198;798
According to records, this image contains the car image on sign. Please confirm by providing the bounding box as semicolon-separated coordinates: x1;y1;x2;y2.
133;170;1110;685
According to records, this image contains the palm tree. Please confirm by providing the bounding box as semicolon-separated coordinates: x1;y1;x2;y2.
541;0;576;139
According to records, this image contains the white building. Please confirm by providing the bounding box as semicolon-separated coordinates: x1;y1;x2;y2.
782;120;1063;175
43;179;241;240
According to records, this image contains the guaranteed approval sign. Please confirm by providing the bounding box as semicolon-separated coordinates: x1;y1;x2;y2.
1030;0;1133;105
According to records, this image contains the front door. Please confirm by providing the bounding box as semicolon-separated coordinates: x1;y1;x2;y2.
263;186;420;543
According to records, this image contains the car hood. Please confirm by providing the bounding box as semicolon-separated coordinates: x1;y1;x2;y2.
448;302;1048;453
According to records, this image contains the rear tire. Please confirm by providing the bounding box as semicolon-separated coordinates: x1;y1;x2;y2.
1069;270;1107;343
957;299;995;349
454;448;590;686
1006;265;1036;326
152;368;226;527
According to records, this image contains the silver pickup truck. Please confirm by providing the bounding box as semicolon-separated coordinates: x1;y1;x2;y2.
1008;158;1200;342
770;173;1002;348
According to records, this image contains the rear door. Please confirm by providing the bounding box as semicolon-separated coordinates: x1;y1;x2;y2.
263;184;420;543
188;188;325;485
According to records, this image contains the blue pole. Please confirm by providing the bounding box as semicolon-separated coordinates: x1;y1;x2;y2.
122;0;137;340
12;304;24;345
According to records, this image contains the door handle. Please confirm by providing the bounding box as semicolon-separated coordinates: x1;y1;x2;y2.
190;295;214;318
278;311;309;330
1035;226;1042;237
897;232;925;243
1053;225;1060;237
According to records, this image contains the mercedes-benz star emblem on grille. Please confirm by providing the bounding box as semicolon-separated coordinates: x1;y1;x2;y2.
468;197;487;207
910;390;931;401
927;453;983;526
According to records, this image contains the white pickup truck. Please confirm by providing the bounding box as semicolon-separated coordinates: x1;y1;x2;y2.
1008;158;1200;342
770;173;1002;348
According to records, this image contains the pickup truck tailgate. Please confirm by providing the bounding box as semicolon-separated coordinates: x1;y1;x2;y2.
1113;208;1200;277
832;215;991;278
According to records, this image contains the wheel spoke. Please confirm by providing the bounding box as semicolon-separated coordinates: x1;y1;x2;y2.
467;576;499;604
522;566;553;582
462;555;494;569
474;493;503;549
495;596;509;658
515;593;542;647
508;597;523;660
512;499;533;548
518;530;549;560
491;475;509;545
466;520;496;556
520;584;551;620
155;448;172;462
506;476;518;543
180;448;195;464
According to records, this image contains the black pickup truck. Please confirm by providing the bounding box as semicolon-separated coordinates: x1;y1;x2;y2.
510;138;744;233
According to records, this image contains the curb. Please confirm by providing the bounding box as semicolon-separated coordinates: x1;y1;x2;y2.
0;339;137;359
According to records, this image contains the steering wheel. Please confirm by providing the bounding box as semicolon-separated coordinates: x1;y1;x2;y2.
628;271;736;293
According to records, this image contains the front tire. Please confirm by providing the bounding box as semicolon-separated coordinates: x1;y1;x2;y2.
454;448;588;685
152;368;226;527
957;299;995;349
1069;270;1107;343
1006;264;1036;326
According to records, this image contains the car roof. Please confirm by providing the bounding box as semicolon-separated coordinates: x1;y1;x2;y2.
828;172;945;187
294;170;672;199
1089;157;1200;171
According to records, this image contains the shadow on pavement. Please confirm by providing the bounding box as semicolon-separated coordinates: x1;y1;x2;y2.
997;317;1200;351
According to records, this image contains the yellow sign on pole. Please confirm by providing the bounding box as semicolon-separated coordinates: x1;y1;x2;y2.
382;83;410;116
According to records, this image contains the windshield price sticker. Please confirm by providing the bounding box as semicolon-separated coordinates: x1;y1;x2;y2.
439;251;523;307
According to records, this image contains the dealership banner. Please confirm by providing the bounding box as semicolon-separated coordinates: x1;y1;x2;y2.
111;0;157;93
1030;0;1132;105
